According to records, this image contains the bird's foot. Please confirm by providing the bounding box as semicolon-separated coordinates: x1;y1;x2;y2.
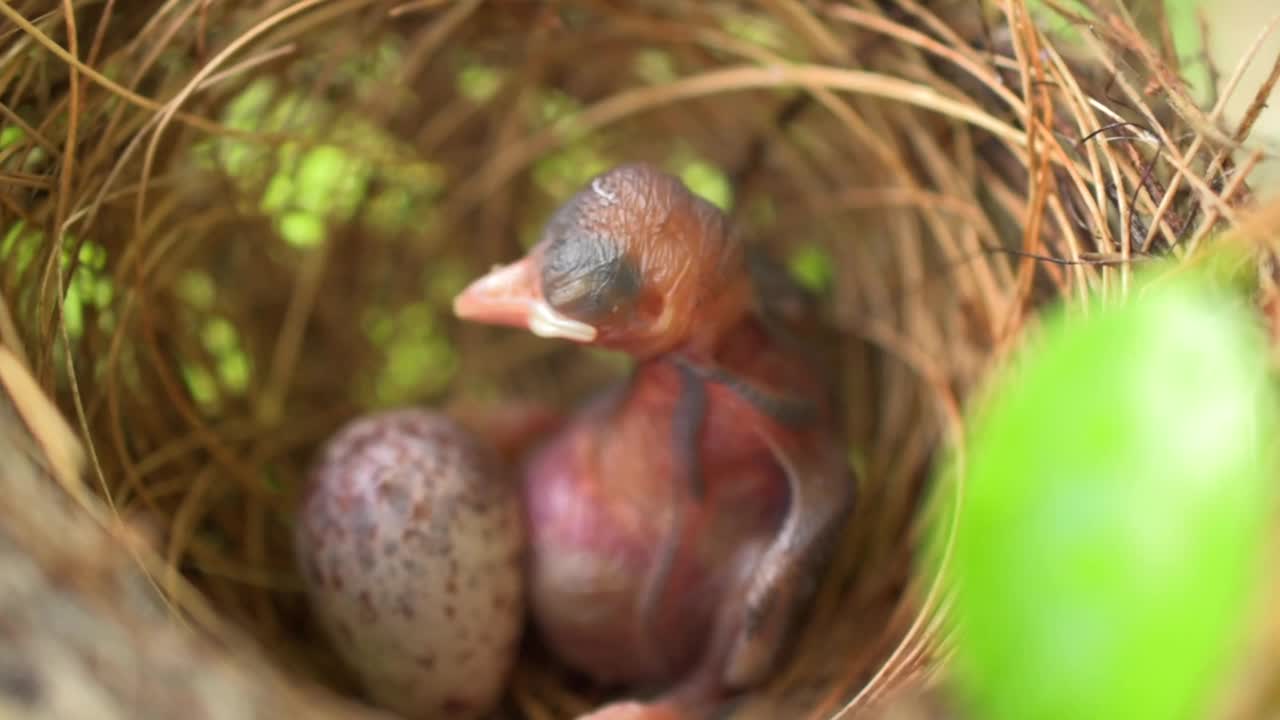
724;536;832;689
575;700;691;720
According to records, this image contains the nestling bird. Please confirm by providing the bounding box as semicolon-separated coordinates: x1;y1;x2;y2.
453;163;856;717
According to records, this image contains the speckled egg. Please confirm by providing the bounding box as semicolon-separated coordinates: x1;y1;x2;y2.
294;408;526;720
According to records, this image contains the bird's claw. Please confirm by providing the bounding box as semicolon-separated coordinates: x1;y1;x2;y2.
722;547;811;689
719;425;855;692
575;699;695;720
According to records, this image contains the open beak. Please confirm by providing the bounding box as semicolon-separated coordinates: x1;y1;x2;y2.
453;255;598;343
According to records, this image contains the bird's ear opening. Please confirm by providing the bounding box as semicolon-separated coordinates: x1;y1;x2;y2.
544;252;646;327
624;285;675;341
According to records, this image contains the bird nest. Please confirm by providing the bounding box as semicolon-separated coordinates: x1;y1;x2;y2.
2;1;1279;718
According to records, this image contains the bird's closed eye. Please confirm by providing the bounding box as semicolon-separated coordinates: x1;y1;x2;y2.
540;213;645;323
544;255;643;322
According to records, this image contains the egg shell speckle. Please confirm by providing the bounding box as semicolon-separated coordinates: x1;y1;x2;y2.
295;408;526;720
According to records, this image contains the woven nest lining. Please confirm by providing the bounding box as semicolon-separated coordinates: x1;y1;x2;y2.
2;1;1278;718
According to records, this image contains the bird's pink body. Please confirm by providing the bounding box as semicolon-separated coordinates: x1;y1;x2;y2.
452;163;855;719
521;351;791;685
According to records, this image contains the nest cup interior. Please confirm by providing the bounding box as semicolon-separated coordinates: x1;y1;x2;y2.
6;0;1237;717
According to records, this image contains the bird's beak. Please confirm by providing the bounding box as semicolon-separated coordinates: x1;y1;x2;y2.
453;255;598;343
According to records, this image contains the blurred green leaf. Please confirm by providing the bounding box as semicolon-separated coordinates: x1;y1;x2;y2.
458;64;504;103
633;50;677;84
62;279;84;338
77;240;107;270
787;244;833;294
534;143;612;198
360;302;458;407
721;12;786;50
365;187;414;235
224;77;278;132
296;144;372;217
47;238;113;340
201;315;251;391
932;262;1279;720
338;36;404;94
536;89;584;126
1164;0;1210;100
383;160;447;190
182;364;220;411
201;317;239;354
2;222;42;276
398;302;435;335
376;335;457;405
679;160;733;211
93;276;114;307
0;125;23;149
219;351;251;392
1;221;25;253
259;172;295;214
194;64;441;246
177;271;217;309
362;307;396;346
1024;0;1210;98
278;211;326;248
